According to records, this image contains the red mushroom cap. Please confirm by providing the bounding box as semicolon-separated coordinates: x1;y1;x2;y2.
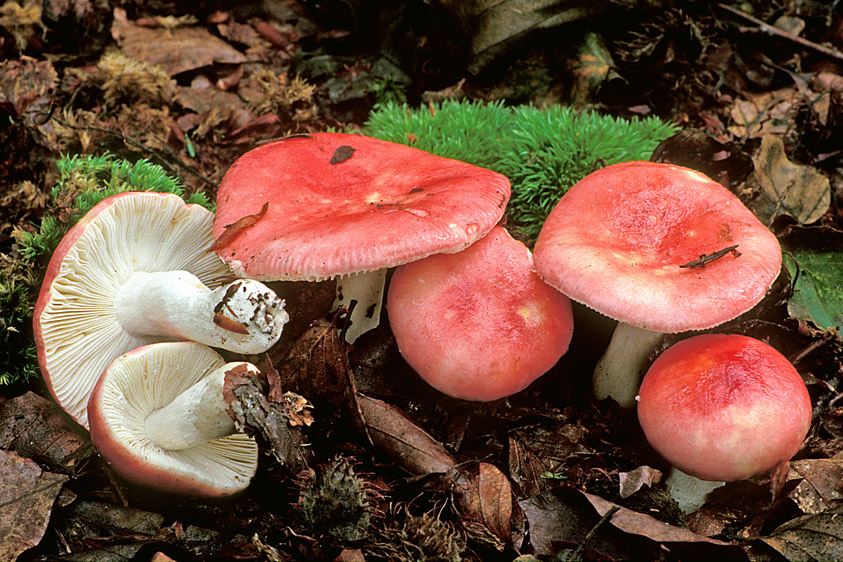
533;161;782;333
637;334;812;482
387;226;574;401
212;132;511;281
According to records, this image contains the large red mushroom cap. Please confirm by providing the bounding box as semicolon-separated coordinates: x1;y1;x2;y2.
637;334;812;482
212;132;511;281
533;161;781;333
387;226;574;401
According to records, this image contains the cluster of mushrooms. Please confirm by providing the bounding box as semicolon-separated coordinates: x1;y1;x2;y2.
34;133;812;511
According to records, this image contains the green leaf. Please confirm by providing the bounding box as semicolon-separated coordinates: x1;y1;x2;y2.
781;226;843;331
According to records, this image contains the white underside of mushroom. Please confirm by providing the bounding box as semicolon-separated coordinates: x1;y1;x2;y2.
665;467;725;514
593;323;664;408
145;361;253;450
116;270;288;354
90;342;258;495
332;268;387;343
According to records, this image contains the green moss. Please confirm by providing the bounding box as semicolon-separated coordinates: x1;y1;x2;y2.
364;100;679;242
0;154;210;386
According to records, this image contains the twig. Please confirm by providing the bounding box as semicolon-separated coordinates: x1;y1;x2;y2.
52;117;218;188
716;3;843;64
564;505;620;561
679;244;740;269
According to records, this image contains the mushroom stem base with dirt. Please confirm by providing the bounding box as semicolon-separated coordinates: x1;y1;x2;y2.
592;322;664;408
115;270;288;354
333;268;387;344
665;467;725;514
145;361;254;450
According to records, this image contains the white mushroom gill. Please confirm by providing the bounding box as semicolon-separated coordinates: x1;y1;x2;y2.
37;192;287;429
96;342;258;492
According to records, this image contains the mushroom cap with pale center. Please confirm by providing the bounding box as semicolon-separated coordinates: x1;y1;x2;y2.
637;334;811;482
387;226;574;401
533;161;782;333
33;192;235;428
212;132;511;281
88;341;259;497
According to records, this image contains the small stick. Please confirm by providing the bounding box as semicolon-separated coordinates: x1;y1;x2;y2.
716;3;843;64
680;244;741;269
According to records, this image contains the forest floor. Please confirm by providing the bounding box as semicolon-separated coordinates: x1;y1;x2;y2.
1;1;842;561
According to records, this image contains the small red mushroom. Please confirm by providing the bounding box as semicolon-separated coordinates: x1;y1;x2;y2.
387;226;574;401
637;334;812;512
212;132;511;342
533;161;782;408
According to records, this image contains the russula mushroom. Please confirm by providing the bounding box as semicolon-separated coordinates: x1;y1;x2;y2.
637;334;812;513
88;341;259;497
212;132;511;343
387;226;574;401
533;161;782;408
34;191;288;428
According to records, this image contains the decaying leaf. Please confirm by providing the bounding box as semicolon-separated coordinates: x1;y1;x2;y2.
745;134;830;226
781;226;843;331
330;145;356;164
787;456;843;515
619;466;663;499
209;202;269;252
0;391;90;474
728;89;798;140
761;503;843;561
520;487;744;560
0;449;68;561
111;8;246;75
356;394;458;476
456;462;517;551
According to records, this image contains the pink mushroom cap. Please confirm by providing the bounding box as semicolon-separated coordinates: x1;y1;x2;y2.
533;161;782;333
212;132;511;281
387;226;574;401
637;334;812;482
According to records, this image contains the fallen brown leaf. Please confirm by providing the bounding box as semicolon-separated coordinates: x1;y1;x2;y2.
520;487;746;560
457;462;517;551
356;394;458;477
745;133;831;226
618;465;663;499
787;456;843;515
111;8;246;76
0;449;68;561
761;503;843;561
0;391;90;474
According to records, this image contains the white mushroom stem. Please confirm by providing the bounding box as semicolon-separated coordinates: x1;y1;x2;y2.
665;467;725;514
593;323;664;408
115;271;288;354
144;361;254;450
333;268;387;344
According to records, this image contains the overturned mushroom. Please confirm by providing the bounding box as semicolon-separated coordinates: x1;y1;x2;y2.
88;341;259;497
34;191;288;428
